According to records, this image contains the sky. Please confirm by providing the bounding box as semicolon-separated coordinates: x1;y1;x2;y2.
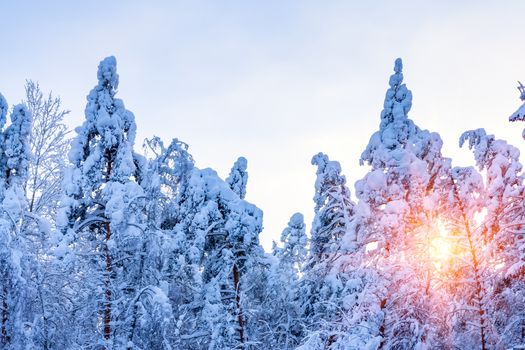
1;0;525;250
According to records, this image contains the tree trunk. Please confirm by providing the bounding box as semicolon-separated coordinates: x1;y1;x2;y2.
104;222;112;341
1;287;8;345
28;157;40;213
325;334;336;349
378;298;387;349
232;263;244;348
127;241;147;349
103;152;113;343
37;282;49;350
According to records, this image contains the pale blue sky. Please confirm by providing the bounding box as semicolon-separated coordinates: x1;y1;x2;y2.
2;1;525;249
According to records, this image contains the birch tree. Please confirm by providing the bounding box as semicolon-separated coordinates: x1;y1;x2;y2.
23;80;69;218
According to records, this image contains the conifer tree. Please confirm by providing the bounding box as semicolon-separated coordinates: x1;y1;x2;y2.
280;213;308;270
155;146;264;349
460;129;525;347
509;81;525;139
226;156;248;199
195;168;264;349
266;213;307;349
356;58;451;349
162;165;262;348
57;56;158;348
143;136;199;348
439;164;489;349
300;152;357;347
0;99;34;349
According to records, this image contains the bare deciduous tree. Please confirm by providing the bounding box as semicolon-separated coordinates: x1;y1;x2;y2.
23;80;70;218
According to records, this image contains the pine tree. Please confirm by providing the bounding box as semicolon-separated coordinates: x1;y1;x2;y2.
356;58;451;349
0;100;35;349
300;152;357;347
460;128;525;347
279;213;308;271
57;56;158;348
143;136;198;348
122;152;174;350
509;81;525;140
265;213;307;349
310;153;355;258
438;164;489;349
227;156;248;199
152;144;264;349
193;168;264;349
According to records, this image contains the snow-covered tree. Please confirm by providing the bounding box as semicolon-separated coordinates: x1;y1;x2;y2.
300;152;358;348
0;99;36;349
310;152;356;259
145;139;265;349
4;104;32;188
190;168;264;349
264;213;307;349
23;80;69;218
57;56;170;348
226;156;248;199
0;95;21;349
279;212;308;271
143;136;194;231
0;151;10;347
355;58;452;349
459;128;525;348
142;136;198;348
438;163;491;349
509;81;525;140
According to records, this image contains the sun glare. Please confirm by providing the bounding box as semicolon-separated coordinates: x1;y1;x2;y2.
429;220;453;270
431;237;452;268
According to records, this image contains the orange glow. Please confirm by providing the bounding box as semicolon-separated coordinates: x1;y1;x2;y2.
429;220;453;270
430;236;452;270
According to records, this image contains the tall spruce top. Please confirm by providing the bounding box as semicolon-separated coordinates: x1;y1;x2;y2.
96;56;119;92
360;58;419;168
381;57;412;129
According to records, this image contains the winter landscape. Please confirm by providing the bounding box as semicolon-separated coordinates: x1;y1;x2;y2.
2;1;525;349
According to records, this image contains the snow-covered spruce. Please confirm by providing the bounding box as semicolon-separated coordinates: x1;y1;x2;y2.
356;58;454;349
57;56;171;349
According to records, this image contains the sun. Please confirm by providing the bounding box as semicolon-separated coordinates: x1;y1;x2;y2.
431;236;452;268
429;221;453;270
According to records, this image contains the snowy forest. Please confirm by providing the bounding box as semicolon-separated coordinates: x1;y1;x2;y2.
0;56;524;350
